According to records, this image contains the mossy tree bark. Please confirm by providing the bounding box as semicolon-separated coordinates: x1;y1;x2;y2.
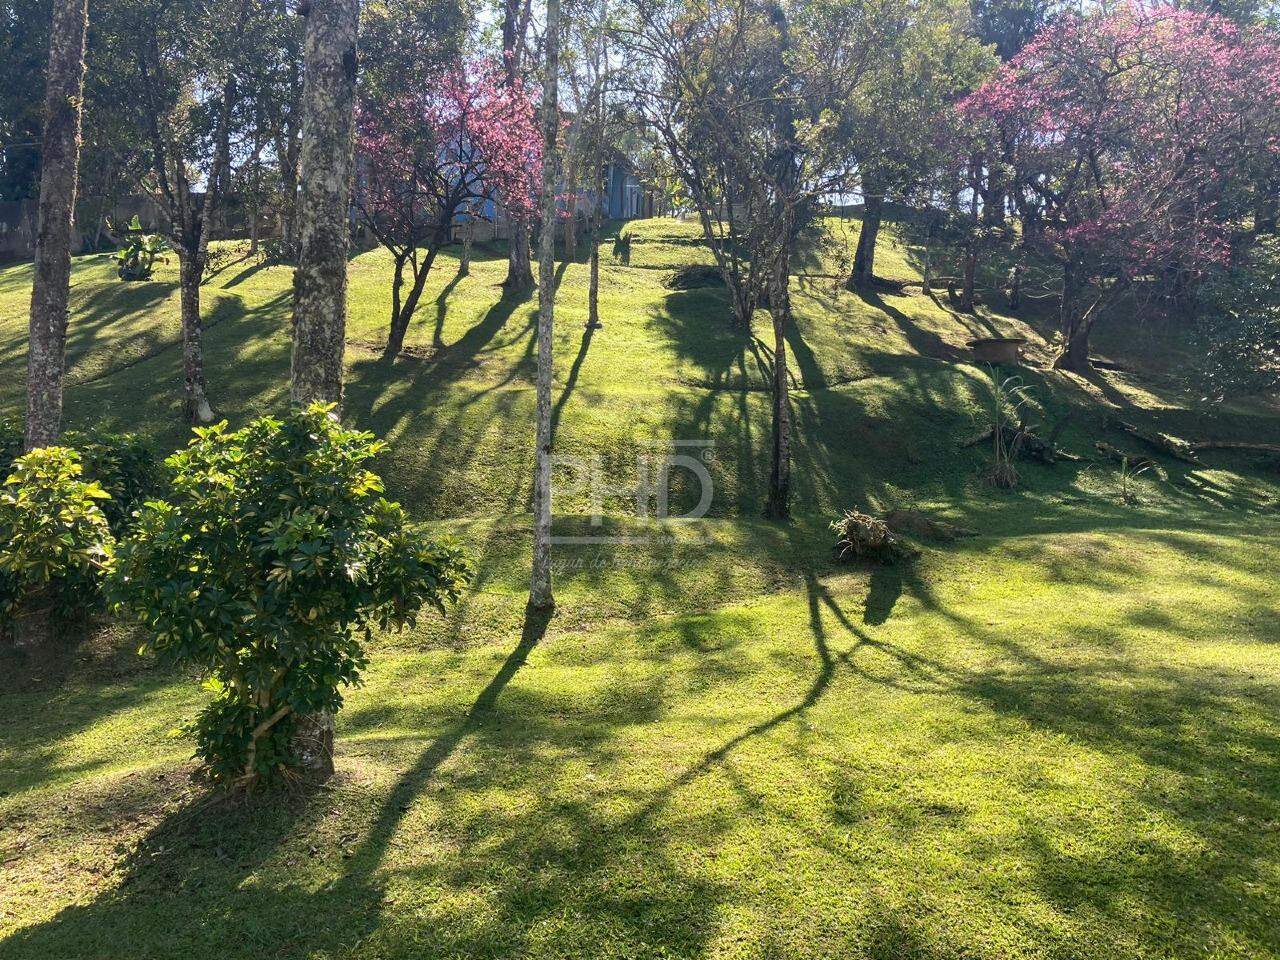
288;0;360;781
177;249;216;424
529;0;560;611
24;0;88;453
290;0;358;411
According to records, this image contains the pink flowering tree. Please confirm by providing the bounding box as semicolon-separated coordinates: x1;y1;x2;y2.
356;62;541;358
961;5;1280;371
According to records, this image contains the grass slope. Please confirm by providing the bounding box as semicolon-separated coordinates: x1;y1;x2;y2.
1;217;1279;959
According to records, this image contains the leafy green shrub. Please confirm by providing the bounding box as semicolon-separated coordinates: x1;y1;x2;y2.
0;422;162;535
0;447;115;636
1195;237;1280;398
109;404;471;786
112;214;170;280
61;429;163;533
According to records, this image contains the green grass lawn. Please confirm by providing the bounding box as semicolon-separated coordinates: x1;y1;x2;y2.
1;217;1279;959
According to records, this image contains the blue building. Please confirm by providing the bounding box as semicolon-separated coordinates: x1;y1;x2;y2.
599;159;652;220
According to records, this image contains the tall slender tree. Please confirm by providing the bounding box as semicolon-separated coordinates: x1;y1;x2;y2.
291;0;359;410
529;0;561;610
586;6;608;329
24;0;88;453
288;0;361;779
501;0;536;296
100;0;258;424
15;0;89;650
628;0;856;519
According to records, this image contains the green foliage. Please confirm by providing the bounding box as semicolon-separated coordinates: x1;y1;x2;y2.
0;422;162;535
1196;237;1280;398
108;404;471;785
0;447;115;627
0;419;23;475
983;369;1033;489
1117;456;1152;506
60;428;163;533
111;215;170;281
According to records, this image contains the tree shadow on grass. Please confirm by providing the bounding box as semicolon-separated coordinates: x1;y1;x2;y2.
346;293;525;429
0;606;553;959
863;564;904;625
550;322;595;443
2;600;731;958
430;270;465;354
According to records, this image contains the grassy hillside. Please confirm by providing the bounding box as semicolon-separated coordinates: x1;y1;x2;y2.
2;217;1279;959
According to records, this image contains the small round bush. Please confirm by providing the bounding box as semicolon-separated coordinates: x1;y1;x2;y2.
0;447;115;637
109;404;471;785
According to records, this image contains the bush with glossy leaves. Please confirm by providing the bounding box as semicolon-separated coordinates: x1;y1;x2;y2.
60;429;164;534
0;422;161;535
108;404;471;785
0;447;115;632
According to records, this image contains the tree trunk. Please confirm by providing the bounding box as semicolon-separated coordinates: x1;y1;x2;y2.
384;249;436;359
983;163;1005;226
960;243;976;313
845;187;882;292
386;254;407;357
249;208;260;256
563;155;577;261
275;40;303;264
765;247;791;521
288;0;360;784
529;0;560;611
849;189;880;291
1052;263;1092;373
178;249;215;424
1053;311;1093;372
460;218;472;277
587;213;601;328
24;0;88;452
279;142;300;258
172;77;233;427
290;0;359;413
504;216;535;297
500;0;535;298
